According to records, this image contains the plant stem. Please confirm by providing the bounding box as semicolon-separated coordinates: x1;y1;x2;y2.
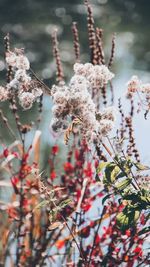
87;206;106;267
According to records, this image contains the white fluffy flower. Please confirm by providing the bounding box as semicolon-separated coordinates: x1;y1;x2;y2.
141;83;150;94
15;70;31;83
101;106;117;122
50;62;116;144
50;118;68;132
51;83;69;96
6;51;30;70
69;75;88;92
32;88;43;98
51;83;71;120
127;76;141;94
6;51;17;67
52;104;68;118
19;92;35;110
7;78;19;90
15;55;30;70
126;76;150;101
4;48;45;109
0;86;9;102
53;91;69;105
99;119;114;136
74;62;94;78
73;63;114;88
73;63;86;76
84;63;94;77
88;65;114;88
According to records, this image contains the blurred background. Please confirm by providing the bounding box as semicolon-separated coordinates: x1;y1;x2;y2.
0;0;150;164
0;0;149;77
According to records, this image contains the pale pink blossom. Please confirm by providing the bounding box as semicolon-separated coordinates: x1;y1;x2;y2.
15;55;30;70
15;70;31;83
50;63;116;143
6;51;17;67
19;92;35;110
126;75;141;98
0;86;9;102
141;83;150;94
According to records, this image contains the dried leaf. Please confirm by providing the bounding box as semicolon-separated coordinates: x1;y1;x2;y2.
64;117;82;145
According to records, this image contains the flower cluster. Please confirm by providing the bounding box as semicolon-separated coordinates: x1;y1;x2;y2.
0;48;43;109
6;49;30;70
50;63;116;143
126;75;141;98
126;75;150;99
74;62;114;89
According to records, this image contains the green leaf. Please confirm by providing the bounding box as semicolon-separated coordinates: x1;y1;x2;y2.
116;209;140;230
118;158;133;175
97;162;109;173
138;226;150;236
116;171;126;179
105;163;120;183
116;212;129;228
102;194;112;205
134;162;150;171
49;208;58;222
59;198;72;208
123;192;150;209
111;166;121;182
95;173;101;182
115;178;131;191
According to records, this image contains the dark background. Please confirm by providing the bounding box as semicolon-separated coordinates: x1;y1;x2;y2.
0;0;149;83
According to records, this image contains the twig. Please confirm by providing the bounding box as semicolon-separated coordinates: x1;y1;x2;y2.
30;68;51;95
87;206;106;266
